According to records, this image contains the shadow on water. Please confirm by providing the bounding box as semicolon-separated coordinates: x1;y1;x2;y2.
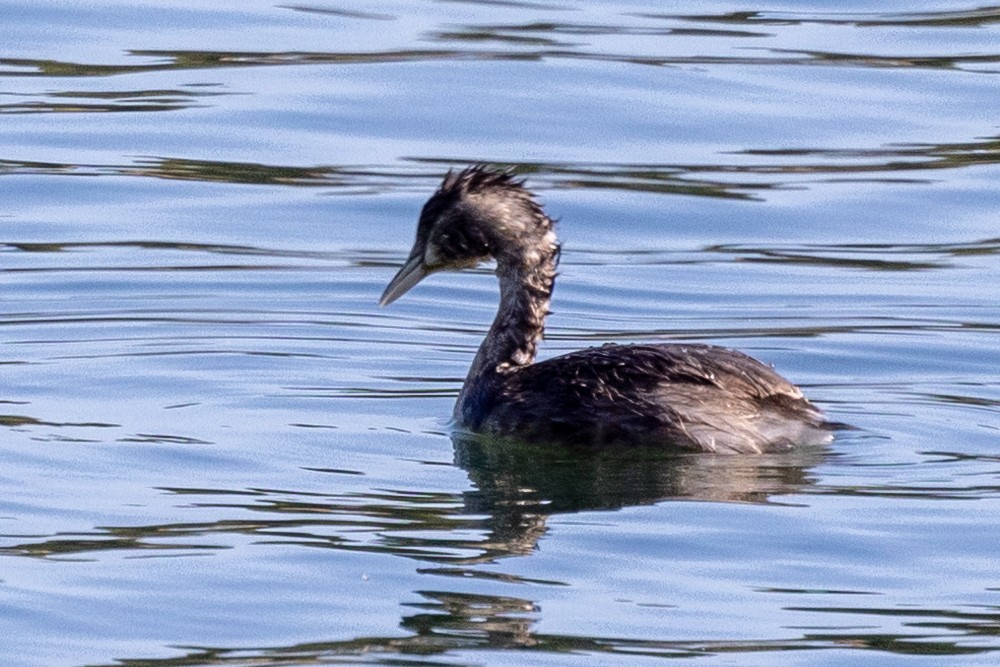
3;133;1000;197
646;7;1000;29
3;2;1000;80
5;415;997;662
0;155;772;199
56;436;1000;667
452;432;825;559
12;436;993;664
0;87;230;114
78;612;1000;666
708;237;1000;271
0;433;824;563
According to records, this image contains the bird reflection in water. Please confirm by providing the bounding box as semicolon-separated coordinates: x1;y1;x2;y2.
451;430;825;563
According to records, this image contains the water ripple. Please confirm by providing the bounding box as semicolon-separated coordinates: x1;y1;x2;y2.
3;139;999;195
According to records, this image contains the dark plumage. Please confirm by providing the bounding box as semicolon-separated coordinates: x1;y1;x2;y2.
381;166;832;453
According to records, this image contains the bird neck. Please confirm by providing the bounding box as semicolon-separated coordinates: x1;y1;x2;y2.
467;232;559;379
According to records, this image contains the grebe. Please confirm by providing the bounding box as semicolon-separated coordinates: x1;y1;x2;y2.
380;167;831;453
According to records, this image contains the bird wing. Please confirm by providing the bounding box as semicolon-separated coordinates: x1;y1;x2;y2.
479;343;824;452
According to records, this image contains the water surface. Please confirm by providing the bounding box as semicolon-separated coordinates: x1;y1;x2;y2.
2;1;999;665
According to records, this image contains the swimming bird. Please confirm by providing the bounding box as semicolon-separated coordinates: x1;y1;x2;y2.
380;167;831;453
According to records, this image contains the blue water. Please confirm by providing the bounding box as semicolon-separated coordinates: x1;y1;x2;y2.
2;2;999;665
